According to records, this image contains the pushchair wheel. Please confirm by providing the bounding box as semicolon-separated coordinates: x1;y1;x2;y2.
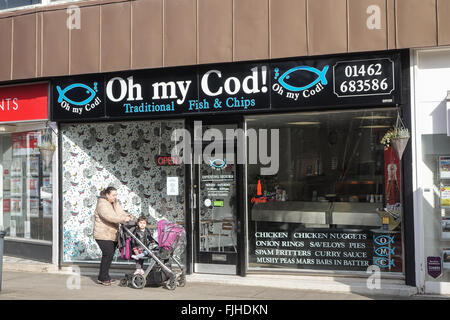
131;274;146;289
165;276;177;290
177;275;186;287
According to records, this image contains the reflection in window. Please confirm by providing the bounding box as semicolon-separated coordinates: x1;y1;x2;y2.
0;0;41;10
0;130;53;241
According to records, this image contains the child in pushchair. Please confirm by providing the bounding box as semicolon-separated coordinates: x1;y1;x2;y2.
118;217;186;290
131;216;158;275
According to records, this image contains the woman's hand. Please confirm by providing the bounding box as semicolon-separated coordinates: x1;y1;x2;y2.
124;216;132;222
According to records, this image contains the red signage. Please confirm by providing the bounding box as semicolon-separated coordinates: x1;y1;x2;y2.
0;83;48;123
384;147;401;210
156;155;180;166
3;198;10;214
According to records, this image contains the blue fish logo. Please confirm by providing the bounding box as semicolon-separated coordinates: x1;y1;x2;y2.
210;158;226;169
277;65;329;92
57;82;98;106
374;246;395;257
374;235;395;246
374;257;395;268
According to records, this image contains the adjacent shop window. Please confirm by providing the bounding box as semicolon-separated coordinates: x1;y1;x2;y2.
61;120;185;264
247;108;404;273
0;129;54;241
421;134;450;282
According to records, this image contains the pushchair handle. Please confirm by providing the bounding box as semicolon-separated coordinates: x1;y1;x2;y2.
122;220;136;228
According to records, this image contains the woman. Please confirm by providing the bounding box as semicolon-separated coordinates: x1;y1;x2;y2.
93;186;133;286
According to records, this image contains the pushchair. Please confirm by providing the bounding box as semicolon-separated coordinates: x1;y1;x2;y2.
118;219;186;290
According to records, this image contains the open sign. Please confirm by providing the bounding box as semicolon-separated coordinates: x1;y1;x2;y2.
156;155;180;166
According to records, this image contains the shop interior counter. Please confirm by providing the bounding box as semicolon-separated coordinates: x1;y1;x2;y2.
251;201;382;226
331;202;382;226
251;201;329;224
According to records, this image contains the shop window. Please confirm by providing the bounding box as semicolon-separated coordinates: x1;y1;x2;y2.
421;134;450;282
0;129;54;241
247;108;404;273
61;120;185;264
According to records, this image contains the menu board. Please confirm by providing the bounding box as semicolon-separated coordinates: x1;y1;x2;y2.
203;174;234;198
252;229;373;271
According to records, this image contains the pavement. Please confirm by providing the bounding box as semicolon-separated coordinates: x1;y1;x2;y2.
0;271;386;300
0;255;449;301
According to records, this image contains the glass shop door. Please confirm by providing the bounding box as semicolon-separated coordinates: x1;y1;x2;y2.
192;123;240;275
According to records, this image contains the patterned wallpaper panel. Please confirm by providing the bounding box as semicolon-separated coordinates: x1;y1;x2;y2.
62;120;185;262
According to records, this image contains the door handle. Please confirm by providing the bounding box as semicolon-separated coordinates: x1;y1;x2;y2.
192;193;197;209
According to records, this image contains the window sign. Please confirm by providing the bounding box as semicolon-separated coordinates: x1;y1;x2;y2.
428;256;442;279
252;229;373;271
167;177;179;196
439;156;450;179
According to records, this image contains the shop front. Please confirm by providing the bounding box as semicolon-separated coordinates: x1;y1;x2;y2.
411;47;450;293
0;82;58;263
53;49;414;283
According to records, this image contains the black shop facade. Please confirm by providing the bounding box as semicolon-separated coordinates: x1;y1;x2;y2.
52;49;414;285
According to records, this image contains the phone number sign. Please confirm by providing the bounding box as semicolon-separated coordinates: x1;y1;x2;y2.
333;58;395;98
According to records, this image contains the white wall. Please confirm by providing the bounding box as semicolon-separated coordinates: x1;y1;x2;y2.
415;49;450;135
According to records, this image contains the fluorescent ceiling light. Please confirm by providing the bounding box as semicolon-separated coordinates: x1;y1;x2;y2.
288;121;320;125
359;125;390;129
355;115;393;120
